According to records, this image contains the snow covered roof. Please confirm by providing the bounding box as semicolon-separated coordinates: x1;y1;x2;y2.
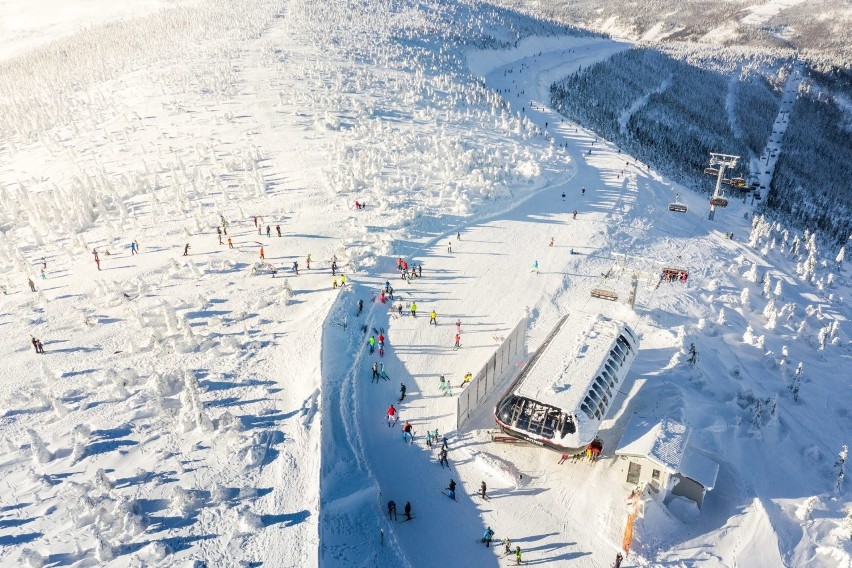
679;449;719;490
615;415;689;474
514;315;629;414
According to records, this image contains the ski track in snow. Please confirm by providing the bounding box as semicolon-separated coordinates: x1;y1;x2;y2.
618;74;673;137
0;1;850;567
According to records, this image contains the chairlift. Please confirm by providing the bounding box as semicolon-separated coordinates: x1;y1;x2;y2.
731;177;746;188
590;287;619;301
668;194;687;213
710;197;728;207
661;267;689;283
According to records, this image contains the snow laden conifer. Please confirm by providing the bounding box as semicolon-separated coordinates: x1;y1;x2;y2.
687;342;699;366
788;362;803;401
836;245;846;268
834;445;847;496
740;287;751;309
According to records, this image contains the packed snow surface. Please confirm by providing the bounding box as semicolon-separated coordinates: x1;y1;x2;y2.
0;0;850;567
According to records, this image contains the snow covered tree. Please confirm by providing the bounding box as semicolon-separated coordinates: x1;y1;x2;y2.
790;235;800;256
716;306;727;325
837;246;846;266
762;274;772;297
818;325;830;351
740;287;751;308
773;279;783;298
744;264;759;283
788;362;803;401
687;343;699;366
834;445;847;496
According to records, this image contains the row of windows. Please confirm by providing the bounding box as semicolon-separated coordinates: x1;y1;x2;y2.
579;334;635;420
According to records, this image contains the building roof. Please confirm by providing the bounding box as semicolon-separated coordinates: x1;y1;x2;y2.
615;415;690;474
679;449;719;490
615;414;719;490
514;315;629;414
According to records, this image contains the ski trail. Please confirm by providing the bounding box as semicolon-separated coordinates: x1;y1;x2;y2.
618;74;673;136
726;71;743;140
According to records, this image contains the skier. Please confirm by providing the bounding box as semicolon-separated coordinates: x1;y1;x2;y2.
426;430;433;448
446;479;456;500
228;237;233;249
531;260;539;274
561;192;565;200
276;225;281;237
439;448;449;468
399;382;406;402
380;367;390;381
418;264;422;277
372;362;379;382
429;310;437;325
455;319;461;334
459;372;472;388
379;290;385;304
454;333;461;349
340;274;346;287
402;421;413;443
333;278;338;289
480;481;487;499
503;538;512;556
31;337;40;354
404;501;412;520
253;216;258;228
457;231;461;240
613;552;623;568
581;187;586;195
28;278;36;292
95;256;101;270
259;246;265;260
184;243;190;256
410;302;417;317
368;335;376;354
482;527;495;547
378;332;385;348
217;226;223;245
397;304;403;316
331;260;337;276
549;237;554;247
292;260;299;274
448;241;452;253
266;226;271;238
515;546;522;565
36;339;45;353
441;435;448;451
387;404;397;427
306;253;311;269
572;209;577;220
387;500;397;520
130;241;137;255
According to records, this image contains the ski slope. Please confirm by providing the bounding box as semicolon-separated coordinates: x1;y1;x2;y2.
0;0;850;567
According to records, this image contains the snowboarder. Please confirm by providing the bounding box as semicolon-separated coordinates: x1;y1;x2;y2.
387;500;397;520
429;310;437;325
404;501;412;520
368;335;376;354
387;404;397;427
410;302;417;317
531;260;539;274
446;479;456;500
183;243;190;256
357;299;363;316
372;362;379;382
259;246;265;260
399;382;406;402
276;225;281;237
228;237;233;249
266;226;271;238
482;527;494;547
28;278;36;292
402;421;413;443
480;481;487;499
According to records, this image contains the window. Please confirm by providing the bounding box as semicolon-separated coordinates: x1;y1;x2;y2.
652;469;660;480
626;461;641;484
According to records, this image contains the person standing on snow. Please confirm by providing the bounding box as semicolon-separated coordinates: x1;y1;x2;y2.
515;546;522;565
482;527;495;547
378;332;385;348
402;421;413;443
184;243;190;256
292;260;299;275
439;447;449;468
357;299;363;316
306;253;311;269
387;404;397;427
276;225;282;237
410;302;417;317
368;335;376;354
480;481;487;499
455;319;461;334
531;260;539;274
446;479;456;500
387;500;397;520
503;537;512;556
331;260;337;276
227;237;233;249
266;226;271;238
429;310;437;325
28;278;36;292
340;274;346;286
404;501;412;520
399;382;406;402
454;333;461;349
259;246;265;260
372;362;379;382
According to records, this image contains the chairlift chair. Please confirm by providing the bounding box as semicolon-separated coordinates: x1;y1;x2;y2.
704;167;719;176
731;177;746;188
590;287;619;301
710;197;728;207
668;201;687;213
661;267;689;283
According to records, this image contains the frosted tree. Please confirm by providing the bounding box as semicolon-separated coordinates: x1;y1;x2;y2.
740;287;751;309
743;323;755;344
773;279;783;298
762;274;772;297
818;325;830;351
687;343;699;366
762;297;777;319
834;445;847;495
744;264;759;283
790;235;800;256
788;362;803;401
716;306;727;326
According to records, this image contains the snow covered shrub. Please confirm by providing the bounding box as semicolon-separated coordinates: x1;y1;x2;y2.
95;468;116;491
740;288;750;309
795;496;821;521
744;264;759;283
92;528;115;561
70;424;91;464
26;429;53;464
19;548;45;568
235;504;263;534
170;486;203;519
143;541;172;561
743;324;755;345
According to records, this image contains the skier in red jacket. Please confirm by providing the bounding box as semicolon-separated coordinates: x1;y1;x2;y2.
387;404;397;427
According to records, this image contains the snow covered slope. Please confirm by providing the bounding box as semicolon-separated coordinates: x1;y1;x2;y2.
0;0;850;567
